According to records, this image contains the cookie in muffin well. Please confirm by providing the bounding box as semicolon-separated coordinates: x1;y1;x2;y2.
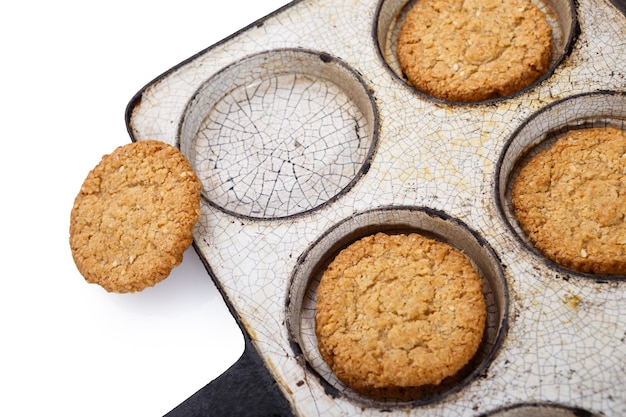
512;126;626;275
315;232;487;399
396;0;552;102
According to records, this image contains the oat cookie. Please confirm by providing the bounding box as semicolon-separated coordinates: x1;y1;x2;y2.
512;127;626;275
315;232;487;399
397;0;552;102
69;140;201;293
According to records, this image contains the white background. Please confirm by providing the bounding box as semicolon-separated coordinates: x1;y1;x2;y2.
1;1;290;416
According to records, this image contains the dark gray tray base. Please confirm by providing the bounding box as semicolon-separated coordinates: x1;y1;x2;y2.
166;333;295;417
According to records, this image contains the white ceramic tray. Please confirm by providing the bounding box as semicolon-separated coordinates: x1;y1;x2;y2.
126;0;626;415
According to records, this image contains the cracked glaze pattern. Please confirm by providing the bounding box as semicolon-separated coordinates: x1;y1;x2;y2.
177;49;377;219
127;0;626;416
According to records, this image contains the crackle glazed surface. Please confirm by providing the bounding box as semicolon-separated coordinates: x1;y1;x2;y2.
127;0;626;415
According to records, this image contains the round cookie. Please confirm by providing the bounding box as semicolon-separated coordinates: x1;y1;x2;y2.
315;232;487;399
69;140;201;293
512;127;626;275
397;0;552;102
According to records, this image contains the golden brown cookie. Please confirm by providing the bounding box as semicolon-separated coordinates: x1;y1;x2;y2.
69;140;201;293
512;127;626;275
315;232;487;399
397;0;552;102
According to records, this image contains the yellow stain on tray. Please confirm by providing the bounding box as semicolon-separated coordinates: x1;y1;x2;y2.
563;293;582;310
418;166;435;181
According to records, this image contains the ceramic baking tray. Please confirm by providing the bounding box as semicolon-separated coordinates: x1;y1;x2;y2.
126;0;626;415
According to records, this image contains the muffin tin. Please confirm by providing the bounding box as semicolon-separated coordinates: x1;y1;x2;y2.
126;0;626;415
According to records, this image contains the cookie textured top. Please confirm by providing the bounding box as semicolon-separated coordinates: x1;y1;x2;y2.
397;0;552;102
70;140;201;293
512;127;626;275
315;232;486;399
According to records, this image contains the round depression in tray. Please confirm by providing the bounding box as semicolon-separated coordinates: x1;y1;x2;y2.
374;0;577;103
178;48;378;220
495;91;626;278
479;403;597;417
286;206;508;407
